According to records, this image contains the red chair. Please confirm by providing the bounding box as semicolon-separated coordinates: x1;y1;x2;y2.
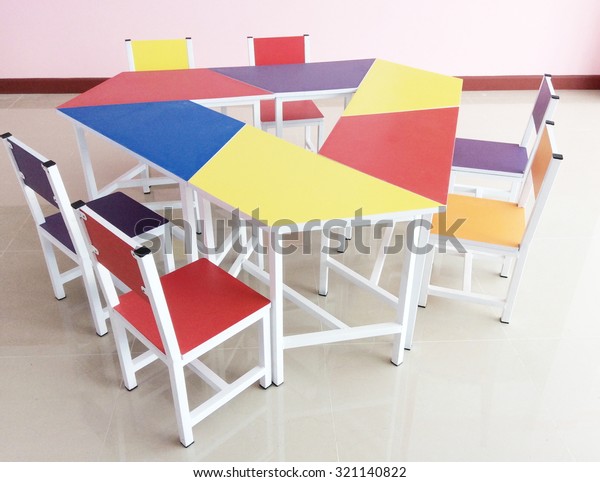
76;201;271;447
247;34;324;151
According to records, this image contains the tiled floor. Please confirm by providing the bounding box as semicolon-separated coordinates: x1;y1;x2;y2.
0;89;599;462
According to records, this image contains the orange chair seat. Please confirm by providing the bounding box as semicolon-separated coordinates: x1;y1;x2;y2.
431;194;526;248
259;99;323;123
115;258;270;355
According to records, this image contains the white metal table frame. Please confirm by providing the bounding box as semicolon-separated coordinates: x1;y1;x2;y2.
60;64;446;386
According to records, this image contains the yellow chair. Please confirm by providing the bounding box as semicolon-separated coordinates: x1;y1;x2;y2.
121;38;196;201
124;37;204;233
419;121;562;323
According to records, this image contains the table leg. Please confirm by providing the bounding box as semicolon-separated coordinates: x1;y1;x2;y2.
391;231;416;366
199;196;217;264
180;183;198;263
391;214;432;362
268;228;285;385
73;125;99;200
406;214;432;349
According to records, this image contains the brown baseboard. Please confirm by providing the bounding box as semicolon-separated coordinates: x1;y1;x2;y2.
460;74;600;90
2;74;600;94
0;78;108;94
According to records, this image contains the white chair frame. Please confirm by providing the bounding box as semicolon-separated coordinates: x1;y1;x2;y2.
2;134;174;336
420;121;563;324
77;203;271;447
451;74;560;202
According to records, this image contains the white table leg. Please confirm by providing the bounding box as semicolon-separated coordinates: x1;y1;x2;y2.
391;215;431;361
404;214;432;350
180;183;198;263
268;228;285;385
73;125;99;199
199;196;216;264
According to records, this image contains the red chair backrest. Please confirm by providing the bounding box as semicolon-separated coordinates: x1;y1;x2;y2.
81;210;147;298
253;35;306;66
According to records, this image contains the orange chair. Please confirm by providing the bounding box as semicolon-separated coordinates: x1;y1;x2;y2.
419;121;562;323
76;200;271;447
247;34;324;151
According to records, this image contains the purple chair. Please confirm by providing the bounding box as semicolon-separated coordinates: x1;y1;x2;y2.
451;74;559;201
2;133;174;336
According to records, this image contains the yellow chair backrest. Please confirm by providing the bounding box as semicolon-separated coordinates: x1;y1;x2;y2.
126;38;193;72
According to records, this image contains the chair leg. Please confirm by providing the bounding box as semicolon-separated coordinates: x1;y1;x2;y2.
304;125;316;152
316;121;324;152
418;248;435;308
344;223;352;242
304;125;311;151
448;172;457;194
141;164;151;194
259;313;272;389
39;236;67;300
500;256;513;278
193;190;202;235
336;224;349;253
500;251;527;323
167;362;194;447
79;258;109;336
508;179;521;203
463;252;474;292
112;320;139;390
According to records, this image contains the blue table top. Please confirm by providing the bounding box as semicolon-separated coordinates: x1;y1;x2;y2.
60;101;244;180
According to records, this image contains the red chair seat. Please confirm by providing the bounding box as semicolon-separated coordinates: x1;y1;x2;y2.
259;99;323;123
115;258;270;355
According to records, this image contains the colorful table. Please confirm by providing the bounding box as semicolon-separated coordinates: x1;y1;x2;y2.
58;59;462;385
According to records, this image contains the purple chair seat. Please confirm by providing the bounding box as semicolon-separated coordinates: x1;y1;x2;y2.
40;192;169;255
452;137;528;175
40;212;75;253
86;192;169;238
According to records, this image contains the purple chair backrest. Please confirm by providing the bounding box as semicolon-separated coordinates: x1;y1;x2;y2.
6;136;57;208
531;75;556;133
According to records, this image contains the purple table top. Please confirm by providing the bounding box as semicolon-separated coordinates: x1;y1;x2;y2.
212;59;375;94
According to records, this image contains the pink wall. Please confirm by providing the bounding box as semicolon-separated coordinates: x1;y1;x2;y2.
2;0;600;78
